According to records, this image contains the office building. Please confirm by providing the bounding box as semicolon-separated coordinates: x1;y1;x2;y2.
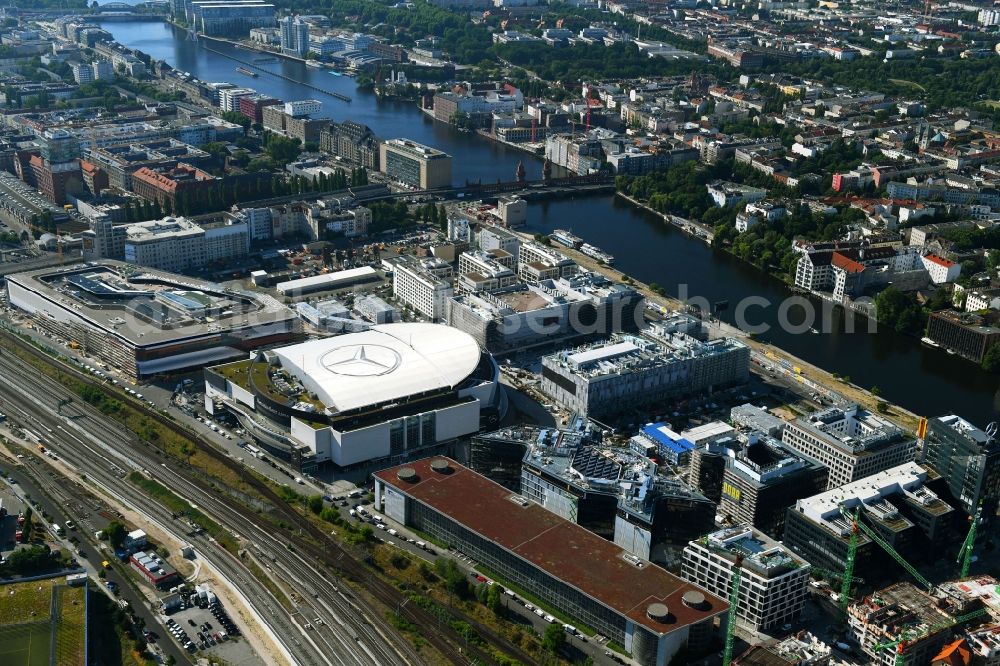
682;527;810;633
390;255;454;321
374;457;728;666
783;463;958;581
631;423;695;467
27;129;83;205
354;294;396;324
517;242;577;282
478;224;521;257
505;425;714;560
130;163;219;210
925;310;1000;364
186;1;275;36
540;327;750;420
920;415;1000;517
284;99;322;117
205;324;500;469
219;87;256;113
781;405;916;489
719;433;828;537
448;271;644;353
731;403;787;439
86;139;213;191
279;15;309;57
123;216;250;273
7;260;298;379
238;94;281;124
379;139;452;189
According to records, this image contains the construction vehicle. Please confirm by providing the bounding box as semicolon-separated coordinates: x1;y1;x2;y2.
872;608;987;666
957;503;982;579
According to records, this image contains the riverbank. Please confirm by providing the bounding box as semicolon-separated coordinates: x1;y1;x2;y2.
616;192;714;244
100;18;991;423
517;227;920;432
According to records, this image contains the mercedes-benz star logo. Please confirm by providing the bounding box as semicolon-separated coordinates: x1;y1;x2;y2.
320;344;401;377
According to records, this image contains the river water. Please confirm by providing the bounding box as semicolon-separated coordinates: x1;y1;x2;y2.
99;20;1000;424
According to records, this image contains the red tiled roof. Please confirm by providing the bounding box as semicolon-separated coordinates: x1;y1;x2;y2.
376;458;727;635
933;638;971;666
832;251;865;273
924;253;956;268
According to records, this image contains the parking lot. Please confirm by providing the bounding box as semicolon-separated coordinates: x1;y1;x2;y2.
161;592;251;663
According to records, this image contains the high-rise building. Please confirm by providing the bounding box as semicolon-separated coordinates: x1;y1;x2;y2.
279;15;309;57
719;433;828;538
920;415;1000;517
379;139;452;189
185;0;275;36
781;405;916;489
389;255;454;320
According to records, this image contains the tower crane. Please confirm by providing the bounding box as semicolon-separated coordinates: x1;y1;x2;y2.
721;554;743;666
809;567;864;586
957;503;982;579
839;506;934;594
871;608;987;666
838;518;860;615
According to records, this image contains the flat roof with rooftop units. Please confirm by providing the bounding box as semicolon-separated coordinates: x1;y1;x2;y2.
375;457;727;666
7;259;299;378
275;266;380;296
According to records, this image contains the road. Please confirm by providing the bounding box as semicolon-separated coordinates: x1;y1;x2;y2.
0;349;417;666
0;459;191;666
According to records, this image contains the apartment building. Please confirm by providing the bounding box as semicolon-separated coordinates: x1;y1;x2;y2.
682;526;810;632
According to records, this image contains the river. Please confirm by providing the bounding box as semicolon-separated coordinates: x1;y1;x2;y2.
99;20;1000;424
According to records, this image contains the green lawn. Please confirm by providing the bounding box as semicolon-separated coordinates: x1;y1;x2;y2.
0;620;52;666
0;580;54;624
0;579;87;666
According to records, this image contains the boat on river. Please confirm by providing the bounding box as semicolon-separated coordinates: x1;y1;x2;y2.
580;243;614;265
236;66;257;77
551;229;582;249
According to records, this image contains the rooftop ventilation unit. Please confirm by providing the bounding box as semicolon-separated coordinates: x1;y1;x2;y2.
646;603;670;623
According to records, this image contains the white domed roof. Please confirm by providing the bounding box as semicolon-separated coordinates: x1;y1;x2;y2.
273;323;482;413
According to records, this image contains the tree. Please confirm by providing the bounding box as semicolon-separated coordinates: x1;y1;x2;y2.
542;623;565;654
106;520;127;548
486;583;503;614
874;288;926;335
264;134;302;166
983;344;1000;373
220;110;251;132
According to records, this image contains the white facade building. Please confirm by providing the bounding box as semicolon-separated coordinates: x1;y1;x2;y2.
920;253;961;284
782;405;916;489
682;527;810;632
284;99;322;117
391;257;454;320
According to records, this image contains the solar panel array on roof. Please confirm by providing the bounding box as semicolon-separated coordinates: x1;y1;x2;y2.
67;273;154;298
571;447;621;480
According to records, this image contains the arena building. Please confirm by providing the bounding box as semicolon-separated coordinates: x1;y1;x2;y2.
204;323;501;470
7;260;299;379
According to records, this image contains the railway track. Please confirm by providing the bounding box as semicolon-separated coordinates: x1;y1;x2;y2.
0;352;398;665
0;336;537;665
